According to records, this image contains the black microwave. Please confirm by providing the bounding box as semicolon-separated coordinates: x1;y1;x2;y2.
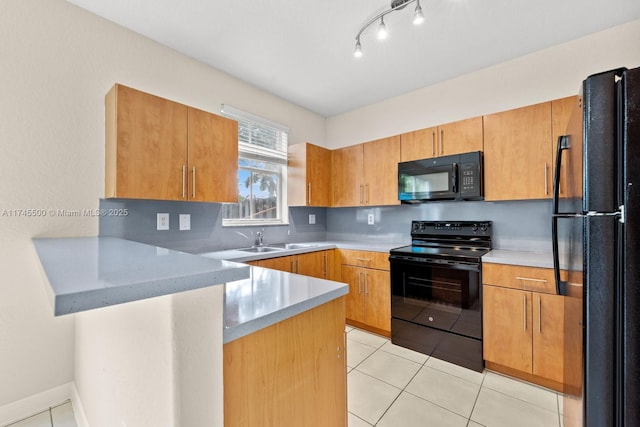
398;151;483;202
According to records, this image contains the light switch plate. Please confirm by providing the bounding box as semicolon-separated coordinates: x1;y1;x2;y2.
367;213;375;225
309;214;316;225
157;213;169;230
179;214;191;231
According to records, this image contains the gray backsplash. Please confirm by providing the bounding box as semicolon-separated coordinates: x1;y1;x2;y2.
326;200;553;252
99;199;328;253
100;198;552;253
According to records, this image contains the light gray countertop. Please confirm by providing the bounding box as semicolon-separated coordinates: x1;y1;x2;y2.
199;240;403;263
223;266;348;343
482;249;554;269
33;236;251;316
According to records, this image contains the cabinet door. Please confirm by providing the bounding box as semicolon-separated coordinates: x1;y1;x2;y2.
288;143;332;207
341;265;364;323
533;292;565;383
297;251;329;279
437;116;483;156
257;255;294;272
307;144;332;206
332;144;364;207
363;136;400;206
483;285;533;373
362;268;391;333
551;96;581;200
483;102;553;201
106;84;188;200
400;127;438;161
187;107;238;202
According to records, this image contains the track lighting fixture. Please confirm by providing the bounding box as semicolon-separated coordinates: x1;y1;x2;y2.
354;0;424;58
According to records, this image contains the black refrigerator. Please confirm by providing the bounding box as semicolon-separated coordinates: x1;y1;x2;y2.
552;66;640;426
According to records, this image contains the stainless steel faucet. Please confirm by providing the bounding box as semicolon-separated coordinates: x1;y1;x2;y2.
255;230;263;246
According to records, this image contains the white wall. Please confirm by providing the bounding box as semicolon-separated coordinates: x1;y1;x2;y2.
0;0;325;411
326;19;640;148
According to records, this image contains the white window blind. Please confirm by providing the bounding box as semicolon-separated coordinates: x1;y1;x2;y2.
221;104;288;164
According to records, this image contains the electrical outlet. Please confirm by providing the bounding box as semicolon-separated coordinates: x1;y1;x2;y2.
367;213;375;225
179;214;191;231
157;213;169;230
309;214;316;225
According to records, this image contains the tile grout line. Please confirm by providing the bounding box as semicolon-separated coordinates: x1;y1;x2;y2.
372;345;429;426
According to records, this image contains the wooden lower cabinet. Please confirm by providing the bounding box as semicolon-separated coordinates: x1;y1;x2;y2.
254;250;332;279
340;250;391;336
483;283;567;390
224;297;347;427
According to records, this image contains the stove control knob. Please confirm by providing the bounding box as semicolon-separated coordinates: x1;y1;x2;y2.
480;223;488;232
472;224;479;232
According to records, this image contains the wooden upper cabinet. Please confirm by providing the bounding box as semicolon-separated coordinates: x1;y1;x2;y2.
400;126;438;161
331;144;364;207
400;117;483;162
187;107;238;203
105;84;188;201
332;136;400;207
288;142;332;207
438;116;484;156
483;102;553;201
551;96;582;200
363;136;400;206
105;84;238;203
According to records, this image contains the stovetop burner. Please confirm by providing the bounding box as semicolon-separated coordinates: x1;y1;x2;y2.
390;221;492;263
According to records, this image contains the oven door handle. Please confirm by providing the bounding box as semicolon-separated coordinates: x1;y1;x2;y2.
389;257;480;272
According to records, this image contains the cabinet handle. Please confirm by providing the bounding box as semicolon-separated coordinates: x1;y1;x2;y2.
323;253;328;278
359;185;364;204
291;260;295;273
538;296;542;333
308;183;312;204
365;184;369;204
439;129;444;155
431;131;436;157
544;162;549;195
523;295;527;331
516;276;548;283
297;258;300;273
358;271;362;294
364;272;369;295
192;167;196;198
181;165;186;199
356;258;371;262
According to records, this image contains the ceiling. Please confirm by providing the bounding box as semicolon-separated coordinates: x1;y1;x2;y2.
66;0;640;117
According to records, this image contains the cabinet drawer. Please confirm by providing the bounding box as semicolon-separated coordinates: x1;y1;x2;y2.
338;249;389;271
483;263;556;294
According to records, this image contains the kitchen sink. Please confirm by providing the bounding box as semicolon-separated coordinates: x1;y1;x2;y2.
264;243;318;250
236;246;285;253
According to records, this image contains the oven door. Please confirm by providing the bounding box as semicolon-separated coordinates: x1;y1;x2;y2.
390;256;481;339
398;159;457;202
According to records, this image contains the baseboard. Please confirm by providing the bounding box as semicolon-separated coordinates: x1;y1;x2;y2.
0;382;72;426
70;382;89;427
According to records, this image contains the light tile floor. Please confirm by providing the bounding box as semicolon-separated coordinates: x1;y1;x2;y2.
346;326;564;427
6;329;563;427
4;401;77;427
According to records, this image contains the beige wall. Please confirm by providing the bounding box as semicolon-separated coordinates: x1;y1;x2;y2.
326;19;640;149
0;0;325;411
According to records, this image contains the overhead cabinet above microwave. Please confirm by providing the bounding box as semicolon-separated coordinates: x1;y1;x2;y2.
398;151;484;203
400;116;484;162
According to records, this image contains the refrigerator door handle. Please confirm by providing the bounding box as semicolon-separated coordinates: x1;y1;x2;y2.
552;135;571;296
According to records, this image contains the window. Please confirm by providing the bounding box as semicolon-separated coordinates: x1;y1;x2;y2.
221;105;289;226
